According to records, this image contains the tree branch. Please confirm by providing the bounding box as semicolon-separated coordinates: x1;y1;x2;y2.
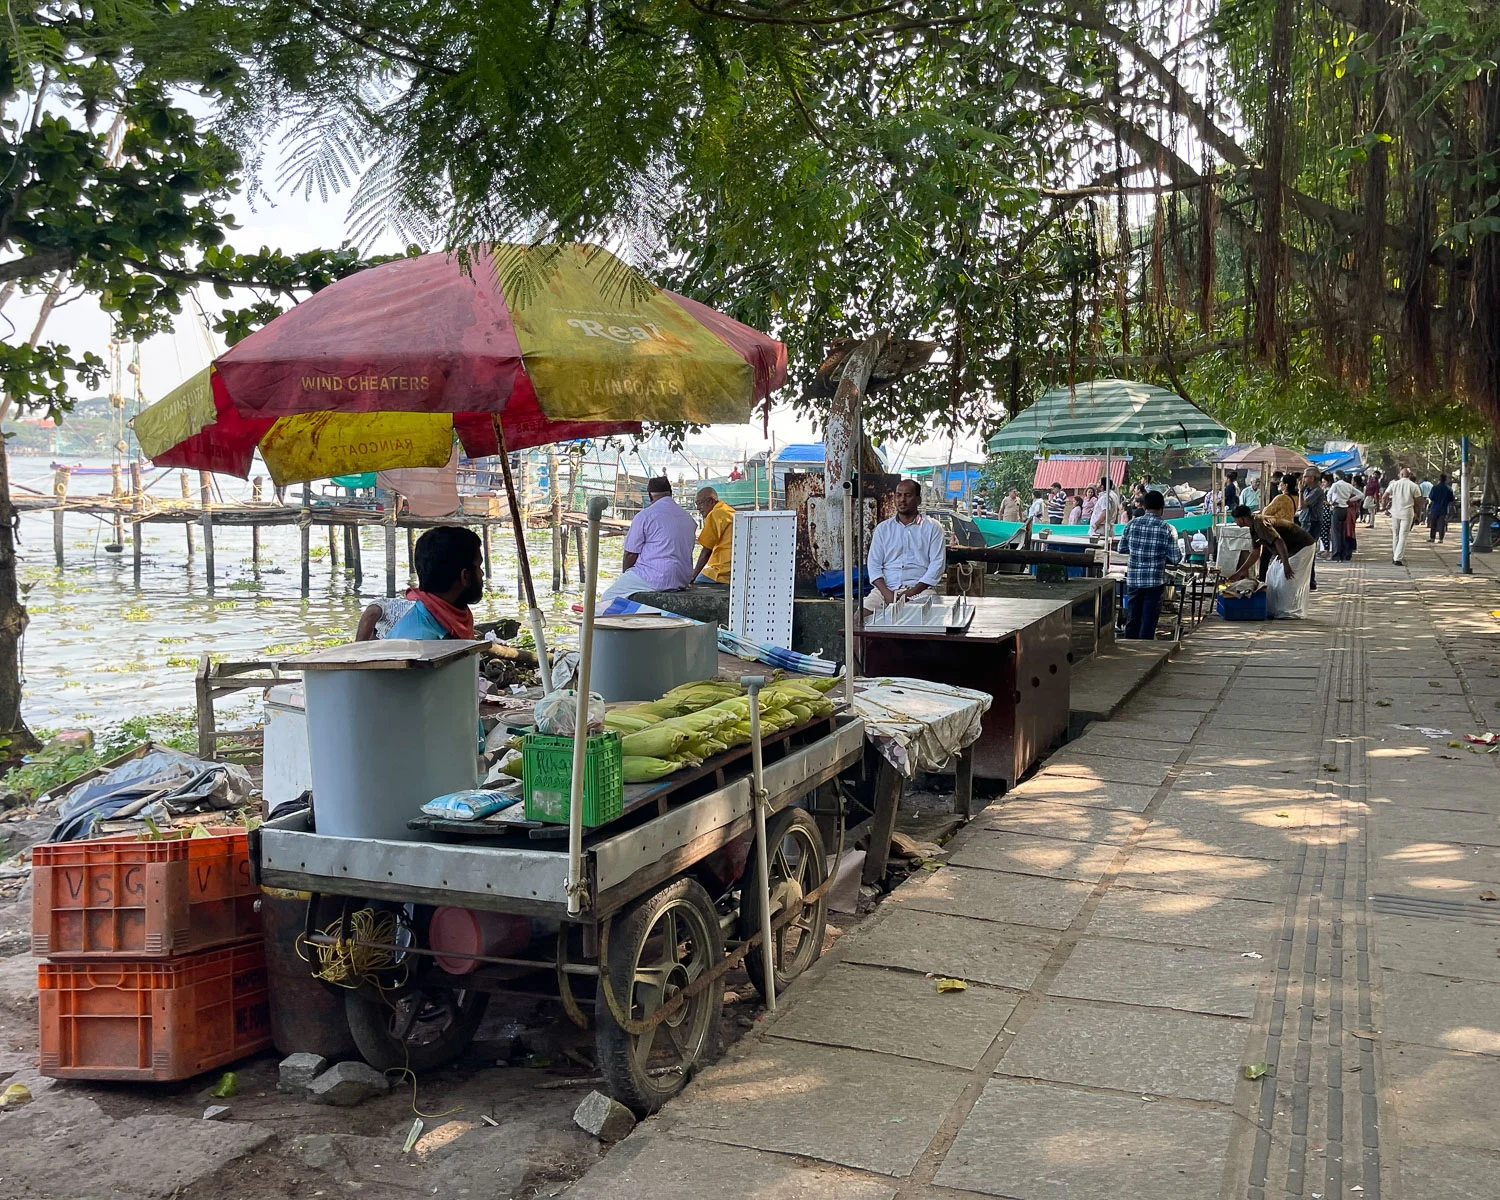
0;249;76;284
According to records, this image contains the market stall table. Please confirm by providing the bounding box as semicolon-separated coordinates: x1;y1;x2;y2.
858;595;1073;787
850;676;990;882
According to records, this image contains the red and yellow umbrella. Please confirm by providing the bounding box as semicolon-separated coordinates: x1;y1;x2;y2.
135;243;787;485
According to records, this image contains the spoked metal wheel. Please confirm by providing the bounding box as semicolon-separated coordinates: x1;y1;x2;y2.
737;807;829;1001
596;876;723;1116
344;983;488;1073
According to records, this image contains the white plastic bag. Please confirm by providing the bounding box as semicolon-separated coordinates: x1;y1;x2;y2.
534;689;605;736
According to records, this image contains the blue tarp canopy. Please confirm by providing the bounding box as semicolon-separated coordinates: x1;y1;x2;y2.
1307;449;1363;474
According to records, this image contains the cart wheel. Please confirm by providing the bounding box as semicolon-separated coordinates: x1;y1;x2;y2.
344;984;488;1074
737;807;829;1002
596;876;723;1117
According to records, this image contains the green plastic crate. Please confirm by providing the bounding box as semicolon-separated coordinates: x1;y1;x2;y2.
522;732;624;827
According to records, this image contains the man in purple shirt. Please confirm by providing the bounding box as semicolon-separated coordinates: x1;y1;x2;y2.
598;477;697;605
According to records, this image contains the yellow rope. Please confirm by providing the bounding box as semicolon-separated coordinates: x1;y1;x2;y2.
298;908;407;988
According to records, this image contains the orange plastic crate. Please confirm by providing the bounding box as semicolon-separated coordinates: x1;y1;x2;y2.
38;939;272;1080
31;828;259;958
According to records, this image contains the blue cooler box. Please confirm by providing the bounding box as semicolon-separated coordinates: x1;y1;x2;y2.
1216;591;1268;620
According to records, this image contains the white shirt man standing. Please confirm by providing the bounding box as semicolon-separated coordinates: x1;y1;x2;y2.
1383;468;1423;566
598;477;697;606
865;479;947;612
1327;472;1361;561
1089;484;1122;539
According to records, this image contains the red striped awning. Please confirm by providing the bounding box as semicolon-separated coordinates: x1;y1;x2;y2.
1032;457;1127;491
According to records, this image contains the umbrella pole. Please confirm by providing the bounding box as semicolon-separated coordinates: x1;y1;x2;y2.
1103;446;1112;574
567;496;609;917
495;427;554;694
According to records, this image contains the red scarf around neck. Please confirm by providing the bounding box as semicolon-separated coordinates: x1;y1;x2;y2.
405;588;475;639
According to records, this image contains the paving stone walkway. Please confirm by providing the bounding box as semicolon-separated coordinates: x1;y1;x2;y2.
564;522;1500;1200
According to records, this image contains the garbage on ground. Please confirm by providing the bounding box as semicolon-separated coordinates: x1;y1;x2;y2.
202;1105;231;1121
402;1117;424;1154
933;977;968;993
0;1082;32;1108
1464;732;1498;746
211;1071;238;1098
1243;1063;1269;1080
49;747;254;843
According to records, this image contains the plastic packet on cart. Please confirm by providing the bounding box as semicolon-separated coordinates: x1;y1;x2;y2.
534;689;606;736
421;788;522;821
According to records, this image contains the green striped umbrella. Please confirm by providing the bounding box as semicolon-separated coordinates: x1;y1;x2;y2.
987;378;1231;452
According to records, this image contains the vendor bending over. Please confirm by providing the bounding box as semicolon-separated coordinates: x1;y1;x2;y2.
1227;505;1316;620
356;525;483;641
864;478;947;612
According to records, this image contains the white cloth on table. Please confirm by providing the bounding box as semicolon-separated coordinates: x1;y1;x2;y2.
866;515;947;593
621;496;696;591
852;676;992;777
1265;543;1316;619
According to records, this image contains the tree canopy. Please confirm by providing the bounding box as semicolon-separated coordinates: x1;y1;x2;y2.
182;0;1500;446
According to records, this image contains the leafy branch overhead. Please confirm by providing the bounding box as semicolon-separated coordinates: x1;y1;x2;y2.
0;1;391;418
178;0;1500;443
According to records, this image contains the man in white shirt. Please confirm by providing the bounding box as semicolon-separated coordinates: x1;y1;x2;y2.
1383;467;1423;565
1089;483;1121;539
865;478;947;611
1326;472;1361;560
598;477;697;605
1025;490;1047;521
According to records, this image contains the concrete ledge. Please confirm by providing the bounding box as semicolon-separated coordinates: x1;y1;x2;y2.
1068;639;1176;735
631;587;845;659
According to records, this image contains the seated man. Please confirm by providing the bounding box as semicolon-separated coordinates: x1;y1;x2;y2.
1116;490;1182;640
381;525;484;640
598;476;696;605
864;478;947;611
692;486;735;584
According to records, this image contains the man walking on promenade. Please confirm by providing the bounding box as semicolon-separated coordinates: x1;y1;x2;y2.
1383;467;1423;565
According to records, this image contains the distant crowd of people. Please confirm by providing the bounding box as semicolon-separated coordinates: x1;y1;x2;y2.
1216;465;1455;567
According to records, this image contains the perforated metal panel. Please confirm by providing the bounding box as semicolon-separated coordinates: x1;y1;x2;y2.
728;511;797;649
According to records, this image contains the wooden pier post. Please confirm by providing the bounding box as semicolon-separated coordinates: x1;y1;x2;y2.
385;497;399;596
51;466;69;567
407;527;415;575
198;471;215;591
180;472;194;560
109;462;125;549
129;462;143;580
250;477;262;567
482;523;494;594
574;527;585;588
300;484;311;597
348;525;363;588
328;523;340;574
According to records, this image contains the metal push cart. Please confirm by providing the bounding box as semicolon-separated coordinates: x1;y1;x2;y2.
251;710;865;1115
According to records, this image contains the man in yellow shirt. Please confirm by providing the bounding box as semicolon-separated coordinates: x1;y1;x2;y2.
692;487;735;583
